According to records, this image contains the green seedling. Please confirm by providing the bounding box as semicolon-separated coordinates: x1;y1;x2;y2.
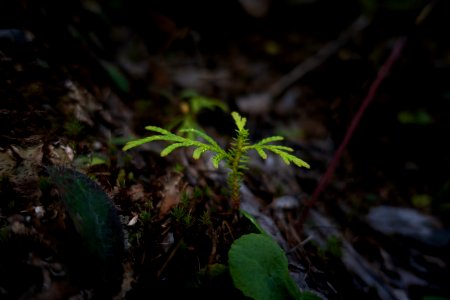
168;89;228;139
199;210;212;226
171;191;195;227
123;111;310;210
171;205;193;227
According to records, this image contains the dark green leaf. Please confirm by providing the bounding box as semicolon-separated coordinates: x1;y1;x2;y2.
229;233;302;300
47;166;124;289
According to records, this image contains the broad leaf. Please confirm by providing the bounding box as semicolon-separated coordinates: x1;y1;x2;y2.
229;233;303;300
47;166;124;290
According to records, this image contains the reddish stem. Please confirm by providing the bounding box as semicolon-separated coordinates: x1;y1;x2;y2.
299;37;407;225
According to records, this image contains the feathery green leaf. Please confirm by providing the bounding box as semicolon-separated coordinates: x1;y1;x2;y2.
123;136;161;151
268;148;310;168
161;142;192;156
253;136;284;146
180;128;223;152
263;145;294;152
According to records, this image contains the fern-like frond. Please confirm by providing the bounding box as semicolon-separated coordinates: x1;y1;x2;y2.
123;136;166;151
124;126;227;163
247;141;294;160
266;148;310;168
180;128;224;153
261;144;294;152
123;111;310;212
251;136;284;146
123;126;185;149
161;142;195;157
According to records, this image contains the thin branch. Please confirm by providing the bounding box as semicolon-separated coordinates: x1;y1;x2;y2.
298;37;407;226
298;0;439;226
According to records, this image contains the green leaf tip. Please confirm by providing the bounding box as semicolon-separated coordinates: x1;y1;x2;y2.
232;111;247;131
193;147;207;159
123;139;144;151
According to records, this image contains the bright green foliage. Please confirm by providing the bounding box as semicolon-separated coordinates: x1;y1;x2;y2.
123;111;310;210
229;233;321;300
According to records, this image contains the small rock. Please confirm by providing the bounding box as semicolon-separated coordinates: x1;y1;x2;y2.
366;205;450;248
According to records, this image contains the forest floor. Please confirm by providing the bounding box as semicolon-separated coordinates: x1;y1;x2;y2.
1;1;450;299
